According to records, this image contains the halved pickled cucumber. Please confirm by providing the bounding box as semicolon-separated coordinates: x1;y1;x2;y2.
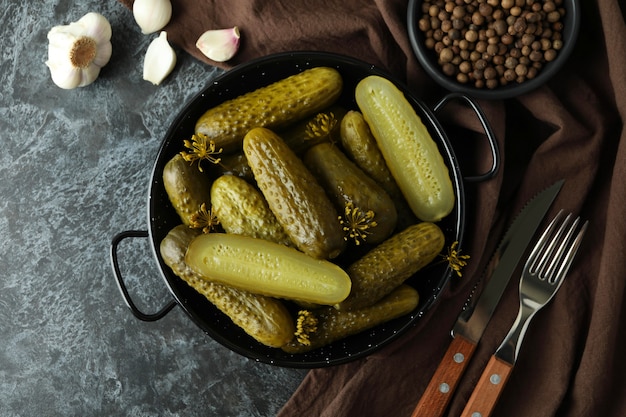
185;233;352;305
337;222;445;311
282;285;419;354
195;67;343;153
160;225;295;348
355;75;455;222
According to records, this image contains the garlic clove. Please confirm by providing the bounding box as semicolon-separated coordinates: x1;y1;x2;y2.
196;27;241;62
78;11;112;43
47;59;103;90
133;0;172;35
47;64;83;90
143;31;177;85
45;12;112;89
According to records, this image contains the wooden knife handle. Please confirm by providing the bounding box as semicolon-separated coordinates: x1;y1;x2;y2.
460;355;514;417
411;335;477;417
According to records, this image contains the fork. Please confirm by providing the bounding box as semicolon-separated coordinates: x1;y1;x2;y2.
459;210;588;417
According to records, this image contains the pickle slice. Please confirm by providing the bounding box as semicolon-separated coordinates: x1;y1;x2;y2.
355;75;455;222
185;233;352;305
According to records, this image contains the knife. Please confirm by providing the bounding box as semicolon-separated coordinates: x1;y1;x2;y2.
410;180;564;417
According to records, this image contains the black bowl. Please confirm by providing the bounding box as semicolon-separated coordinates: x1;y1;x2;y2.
407;0;580;100
114;51;473;368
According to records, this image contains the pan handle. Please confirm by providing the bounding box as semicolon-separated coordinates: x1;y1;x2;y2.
110;230;177;322
433;92;500;183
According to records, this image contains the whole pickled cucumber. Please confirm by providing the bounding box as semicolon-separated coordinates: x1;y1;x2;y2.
195;67;343;153
162;154;212;226
279;106;347;155
336;222;445;311
243;127;345;260
159;225;295;348
340;110;417;228
340;110;399;193
303;142;397;244
217;152;254;181
210;174;292;247
282;285;419;354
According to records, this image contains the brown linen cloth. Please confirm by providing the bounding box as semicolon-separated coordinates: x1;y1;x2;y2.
118;0;626;415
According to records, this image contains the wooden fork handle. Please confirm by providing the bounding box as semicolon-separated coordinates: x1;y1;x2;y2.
460;355;514;417
411;335;477;417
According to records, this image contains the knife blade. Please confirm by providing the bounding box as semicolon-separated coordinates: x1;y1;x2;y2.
410;180;563;417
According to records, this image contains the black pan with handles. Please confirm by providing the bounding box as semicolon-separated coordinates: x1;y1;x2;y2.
110;51;499;368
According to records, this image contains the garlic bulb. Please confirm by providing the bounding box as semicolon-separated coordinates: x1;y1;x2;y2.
133;0;172;35
196;27;241;62
45;12;112;89
143;31;177;85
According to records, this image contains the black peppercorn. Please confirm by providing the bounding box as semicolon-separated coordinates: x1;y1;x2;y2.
417;0;566;89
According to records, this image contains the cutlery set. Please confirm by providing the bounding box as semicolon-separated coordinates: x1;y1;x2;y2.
411;180;588;417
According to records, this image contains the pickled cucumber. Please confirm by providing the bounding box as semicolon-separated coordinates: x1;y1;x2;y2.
282;285;419;353
243;127;345;260
340;110;417;228
279;106;347;155
160;225;295;348
303;142;397;244
195;67;343;153
355;75;455;222
210;174;292;246
185;233;352;305
217;152;254;181
336;222;445;311
162;153;212;226
340;110;399;194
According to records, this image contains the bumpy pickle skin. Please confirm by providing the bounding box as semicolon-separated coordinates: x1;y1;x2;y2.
355;75;455;222
303;142;398;245
340;110;400;195
210;174;293;247
162;153;213;226
243;127;345;260
159;225;295;348
282;285;419;354
216;152;255;181
195;67;343;153
336;222;445;311
279;106;347;155
185;233;352;305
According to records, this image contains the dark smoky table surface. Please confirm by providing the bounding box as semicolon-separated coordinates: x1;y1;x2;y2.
0;1;307;416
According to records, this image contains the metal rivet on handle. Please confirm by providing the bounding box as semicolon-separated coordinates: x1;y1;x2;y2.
489;374;502;385
453;353;465;363
439;383;450;394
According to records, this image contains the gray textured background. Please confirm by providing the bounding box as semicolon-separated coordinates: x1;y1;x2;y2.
0;1;307;415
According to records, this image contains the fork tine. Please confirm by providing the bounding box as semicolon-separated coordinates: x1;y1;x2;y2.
551;219;588;284
527;210;565;275
542;214;578;281
527;210;588;285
